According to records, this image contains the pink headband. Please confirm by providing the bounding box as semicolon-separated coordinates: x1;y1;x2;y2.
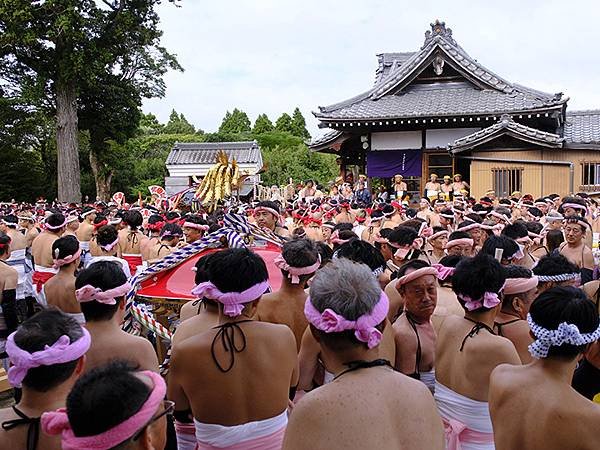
562;203;588;214
457;223;481;233
76;282;132;305
396;267;438;288
66;215;79;224
183;222;209;231
53;248;82;269
330;230;352;245
45;219;67;230
6;328;91;386
191;280;270;317
504;276;539;295
41;371;165;450
444;238;474;249
274;254;321;284
100;238;119;252
428;230;449;241
431;263;455;281
304;291;389;349
564;218;589;231
457;289;502;311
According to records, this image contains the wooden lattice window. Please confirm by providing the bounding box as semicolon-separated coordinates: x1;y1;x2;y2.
581;162;600;191
492;167;523;198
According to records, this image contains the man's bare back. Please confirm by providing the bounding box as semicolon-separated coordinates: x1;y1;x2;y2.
31;232;61;267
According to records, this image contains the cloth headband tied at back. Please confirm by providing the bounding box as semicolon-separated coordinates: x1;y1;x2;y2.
274;254;321;284
191;280;270;317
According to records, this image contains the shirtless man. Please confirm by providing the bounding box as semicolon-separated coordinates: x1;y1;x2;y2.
140;214;164;261
334;201;355;225
31;213;65;299
425;227;448;264
17;212;37;245
304;215;325;242
493;265;538;364
254;200;291;238
452;173;470;196
440;175;453;201
559;216;594;284
87;225;131;278
361;211;383;244
258;239;320;350
435;253;520;450
424;173;441;202
43;236;84;324
284;259;444;450
168;248;298;449
416;198;434;224
0;310;88;450
118;210;147;275
489;287;600;450
393;260;438;392
146;223;182;263
0;234;19;339
62;211;80;237
182;214;209;245
75;206;96;266
392;174;407;200
431;255;464;330
75;260;158;372
2;215;32;313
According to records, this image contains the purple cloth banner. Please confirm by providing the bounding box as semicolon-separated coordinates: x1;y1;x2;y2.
366;149;422;178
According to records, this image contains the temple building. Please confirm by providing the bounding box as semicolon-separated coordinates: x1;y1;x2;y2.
310;20;600;199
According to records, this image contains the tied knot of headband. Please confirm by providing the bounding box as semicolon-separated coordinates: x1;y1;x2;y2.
6;328;91;386
274;254;321;284
431;264;455;281
41;371;165;450
191;280;270;317
458;290;502;311
75;282;132;305
53;248;82;269
304;292;389;349
100;238;119;252
527;314;600;359
330;230;352;245
504;276;539;295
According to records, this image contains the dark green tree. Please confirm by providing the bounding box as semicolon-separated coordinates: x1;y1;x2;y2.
252;113;274;134
0;0;181;202
275;113;294;133
163;109;196;134
139;113;165;135
290;107;311;140
219;108;251;133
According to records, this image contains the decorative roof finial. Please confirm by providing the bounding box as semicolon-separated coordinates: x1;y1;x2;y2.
424;19;455;46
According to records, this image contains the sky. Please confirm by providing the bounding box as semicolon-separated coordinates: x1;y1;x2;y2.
142;0;600;138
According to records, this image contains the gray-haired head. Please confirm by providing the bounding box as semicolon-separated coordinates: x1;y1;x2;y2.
309;258;381;320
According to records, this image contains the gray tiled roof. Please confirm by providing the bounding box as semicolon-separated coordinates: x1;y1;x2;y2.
374;52;415;85
309;129;343;147
316;82;557;122
316;21;565;121
166;141;261;165
448;115;563;153
564;110;600;146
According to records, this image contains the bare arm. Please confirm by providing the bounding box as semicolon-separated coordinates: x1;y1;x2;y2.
297;327;320;390
167;346;191;412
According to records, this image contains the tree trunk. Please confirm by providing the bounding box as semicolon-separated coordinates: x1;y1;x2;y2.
89;150;113;202
56;79;82;202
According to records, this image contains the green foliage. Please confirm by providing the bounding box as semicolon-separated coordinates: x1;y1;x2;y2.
219;108;251;133
0;147;47;201
252;114;274;134
290;107;311;140
163;109;198;134
275;113;294;133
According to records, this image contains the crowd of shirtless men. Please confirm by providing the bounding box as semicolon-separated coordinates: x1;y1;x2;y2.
0;183;599;450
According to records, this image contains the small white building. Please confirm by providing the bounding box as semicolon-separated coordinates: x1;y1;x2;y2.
165;141;263;196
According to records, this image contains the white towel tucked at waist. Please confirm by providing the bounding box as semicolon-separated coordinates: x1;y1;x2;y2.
79;241;90;251
420;369;436;393
34;265;58;274
194;410;287;448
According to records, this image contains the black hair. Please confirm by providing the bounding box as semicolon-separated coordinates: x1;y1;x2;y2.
502;265;534;306
148;214;164;225
438;254;464;268
528;207;543;219
81;206;96;219
66;360;152;438
560;196;586;212
396;259;430;278
453;253;506;312
388;226;418;246
0;233;11;256
333;222;353;232
160;223;183;240
440;208;454;221
52;235;80;262
525;221;543;236
502;222;528;240
14;309;83;392
532;253;579;278
465;213;483;224
280;239;319;283
529;287;599;358
332;230;359;250
96;225;119;248
401;219;426;232
255;200;280;213
46;212;66;230
545;229;564;253
373;227;394;251
405;208;418;219
448;230;471;241
124;210;143;230
203;248;268;293
3;214;18;228
480;235;520;261
315;242;333;266
165;211;181;222
184;214;208;226
564;215;590;233
335;240;385;273
75;261;128;322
